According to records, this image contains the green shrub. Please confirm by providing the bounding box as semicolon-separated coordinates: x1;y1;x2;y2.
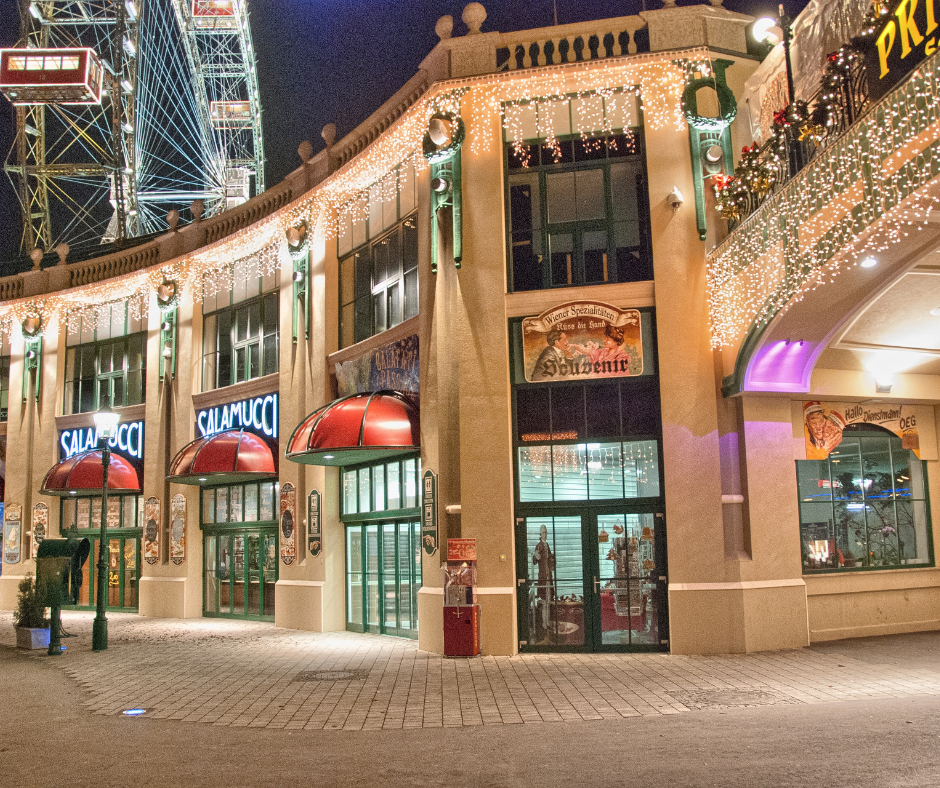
13;575;49;629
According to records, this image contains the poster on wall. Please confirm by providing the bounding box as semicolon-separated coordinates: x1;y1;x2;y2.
144;497;160;565
30;502;48;560
421;469;438;556
4;504;22;564
802;401;920;460
521;301;644;383
335;334;419;397
170;494;187;565
307;490;321;557
279;482;296;565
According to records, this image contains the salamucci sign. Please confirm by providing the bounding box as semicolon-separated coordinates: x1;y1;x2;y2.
60;421;145;461
197;394;278;439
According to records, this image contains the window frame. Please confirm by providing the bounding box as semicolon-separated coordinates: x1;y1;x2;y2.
339;213;419;349
504;130;652;293
202;290;279;391
63;331;147;414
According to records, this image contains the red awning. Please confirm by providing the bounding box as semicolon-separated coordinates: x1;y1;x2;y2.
40;451;141;496
286;391;419;467
167;429;276;485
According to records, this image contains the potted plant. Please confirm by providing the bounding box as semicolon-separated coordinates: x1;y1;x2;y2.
13;574;50;650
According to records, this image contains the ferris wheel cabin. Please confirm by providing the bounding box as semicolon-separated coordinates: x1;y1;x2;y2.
0;48;104;106
192;0;239;29
210;101;253;129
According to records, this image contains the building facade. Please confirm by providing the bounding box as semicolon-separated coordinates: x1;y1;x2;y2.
1;0;939;655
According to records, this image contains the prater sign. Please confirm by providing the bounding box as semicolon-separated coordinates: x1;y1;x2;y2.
197;394;278;439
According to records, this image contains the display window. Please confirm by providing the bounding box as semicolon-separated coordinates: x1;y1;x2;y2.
797;425;934;572
201;481;278;620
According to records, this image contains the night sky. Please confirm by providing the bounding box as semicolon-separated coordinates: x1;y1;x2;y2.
0;0;792;264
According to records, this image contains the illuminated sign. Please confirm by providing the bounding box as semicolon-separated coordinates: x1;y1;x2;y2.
862;0;938;99
60;421;145;461
197;394;278;439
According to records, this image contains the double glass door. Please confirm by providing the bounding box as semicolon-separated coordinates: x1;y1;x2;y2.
516;510;667;651
346;521;421;638
204;528;277;620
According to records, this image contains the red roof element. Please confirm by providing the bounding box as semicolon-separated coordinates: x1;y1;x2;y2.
40;451;140;496
167;429;276;485
286;391;419;466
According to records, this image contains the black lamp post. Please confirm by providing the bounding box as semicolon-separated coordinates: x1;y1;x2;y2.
754;5;796;105
91;402;120;652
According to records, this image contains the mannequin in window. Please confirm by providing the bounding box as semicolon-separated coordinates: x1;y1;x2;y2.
532;523;555;641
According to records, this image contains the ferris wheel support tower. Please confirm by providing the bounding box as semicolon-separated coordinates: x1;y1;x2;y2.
1;0;265;255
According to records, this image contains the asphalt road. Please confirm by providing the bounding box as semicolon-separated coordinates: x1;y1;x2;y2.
2;636;940;788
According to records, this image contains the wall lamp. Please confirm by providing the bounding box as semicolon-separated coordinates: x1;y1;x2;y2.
667;187;684;212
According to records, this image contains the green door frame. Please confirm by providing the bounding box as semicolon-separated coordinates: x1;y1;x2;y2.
515;503;668;653
203;525;277;621
62;531;140;612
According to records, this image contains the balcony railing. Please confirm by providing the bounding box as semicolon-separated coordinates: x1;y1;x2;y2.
715;45;870;227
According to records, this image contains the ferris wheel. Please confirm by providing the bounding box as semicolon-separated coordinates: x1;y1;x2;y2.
0;0;265;254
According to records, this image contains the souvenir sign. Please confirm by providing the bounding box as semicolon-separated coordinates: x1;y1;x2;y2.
3;505;21;564
421;469;438;556
802;401;920;460
144;497;160;565
170;494;187;565
279;482;296;565
522;301;644;383
30;502;48;560
307;490;321;557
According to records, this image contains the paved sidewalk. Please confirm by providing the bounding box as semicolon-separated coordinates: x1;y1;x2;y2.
3;611;940;731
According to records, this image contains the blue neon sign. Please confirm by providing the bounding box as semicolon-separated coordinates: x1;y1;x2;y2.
197;394;278;440
60;421;145;461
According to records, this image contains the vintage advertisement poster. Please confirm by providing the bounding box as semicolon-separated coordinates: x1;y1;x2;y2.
522;301;644;383
144;497;160;565
335;334;419;397
279;482;296;565
4;504;22;564
170;494;187;565
30;502;48;560
421;469;438;556
307;490;321;557
107;498;121;529
803;401;920;460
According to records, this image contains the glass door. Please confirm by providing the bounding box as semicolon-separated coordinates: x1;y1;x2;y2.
345;520;421;638
71;534;139;612
204;528;276;620
516;511;667;652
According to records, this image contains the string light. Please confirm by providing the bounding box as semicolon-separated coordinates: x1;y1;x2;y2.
0;48;708;336
707;50;940;348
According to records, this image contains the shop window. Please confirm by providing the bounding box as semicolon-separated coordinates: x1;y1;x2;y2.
514;378;662;504
61;493;143;532
0;333;10;421
506;132;652;292
797;427;933;572
64;300;146;415
339;215;418;349
202;262;279;391
201;481;278;525
342;456;421;517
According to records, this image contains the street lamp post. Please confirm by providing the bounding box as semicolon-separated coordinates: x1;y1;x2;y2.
91;402;121;652
753;5;796;105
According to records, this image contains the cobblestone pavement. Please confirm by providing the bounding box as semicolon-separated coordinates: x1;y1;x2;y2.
4;611;940;731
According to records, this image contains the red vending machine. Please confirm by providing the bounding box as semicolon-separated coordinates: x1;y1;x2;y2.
443;538;480;656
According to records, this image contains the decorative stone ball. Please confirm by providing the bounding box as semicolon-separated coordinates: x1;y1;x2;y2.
167;209;180;230
462;3;486;34
435;15;454;40
298;140;313;162
29;248;43;270
321;123;336;148
55;243;69;266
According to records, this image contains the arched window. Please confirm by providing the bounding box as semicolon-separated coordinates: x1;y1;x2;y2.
797;425;933;572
